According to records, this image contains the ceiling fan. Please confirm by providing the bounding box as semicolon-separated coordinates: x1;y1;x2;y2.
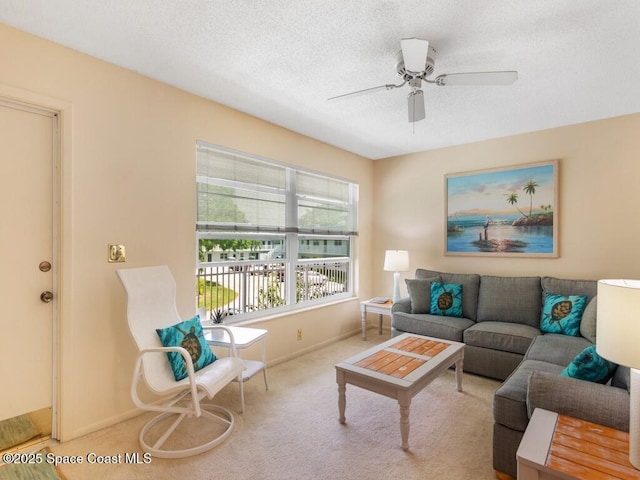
328;38;518;123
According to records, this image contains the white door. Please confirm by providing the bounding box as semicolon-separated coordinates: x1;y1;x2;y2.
0;100;56;426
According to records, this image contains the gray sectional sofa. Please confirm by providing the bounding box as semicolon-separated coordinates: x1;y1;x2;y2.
391;269;630;478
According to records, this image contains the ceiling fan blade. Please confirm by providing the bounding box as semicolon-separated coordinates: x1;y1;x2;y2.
436;71;518;86
327;82;404;101
401;38;429;74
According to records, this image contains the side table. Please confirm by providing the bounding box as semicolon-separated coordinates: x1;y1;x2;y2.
205;325;269;413
360;299;393;340
517;408;640;479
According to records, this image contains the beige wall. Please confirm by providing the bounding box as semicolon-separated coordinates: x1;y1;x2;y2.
4;20;638;444
373;114;640;298
0;24;374;440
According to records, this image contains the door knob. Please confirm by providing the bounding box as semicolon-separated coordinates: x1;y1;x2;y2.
40;291;54;303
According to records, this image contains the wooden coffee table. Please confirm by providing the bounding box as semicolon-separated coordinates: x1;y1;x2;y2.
517;408;640;479
335;333;464;450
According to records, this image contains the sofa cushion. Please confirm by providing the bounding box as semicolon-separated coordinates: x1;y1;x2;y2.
561;345;617;384
540;294;588;336
493;359;564;431
541;276;597;300
580;296;597;343
391;311;474;343
430;282;463;317
527;371;630;432
612;365;631;392
477;275;542;327
416;269;480;320
464;321;539;355
524;333;592;367
405;276;441;313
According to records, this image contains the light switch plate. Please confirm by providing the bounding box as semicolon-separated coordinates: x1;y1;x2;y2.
108;244;126;263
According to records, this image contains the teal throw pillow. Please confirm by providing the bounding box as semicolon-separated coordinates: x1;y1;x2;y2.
156;315;217;381
430;282;463;317
541;294;588;336
561;345;617;384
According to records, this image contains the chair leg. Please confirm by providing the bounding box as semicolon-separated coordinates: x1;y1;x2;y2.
139;404;234;459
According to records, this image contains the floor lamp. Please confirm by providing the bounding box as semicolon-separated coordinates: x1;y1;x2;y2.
383;250;409;303
596;279;640;469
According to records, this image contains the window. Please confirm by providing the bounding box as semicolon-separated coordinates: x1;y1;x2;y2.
196;142;358;322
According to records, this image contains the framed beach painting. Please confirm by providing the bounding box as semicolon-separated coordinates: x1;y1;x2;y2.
445;160;558;257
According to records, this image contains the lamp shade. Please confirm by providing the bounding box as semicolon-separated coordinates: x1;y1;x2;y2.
596;279;640;368
383;250;409;272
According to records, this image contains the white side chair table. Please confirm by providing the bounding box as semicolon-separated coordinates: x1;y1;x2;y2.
205;325;269;413
360;299;393;340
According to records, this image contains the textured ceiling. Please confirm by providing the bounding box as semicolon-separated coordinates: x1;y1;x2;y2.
1;1;639;159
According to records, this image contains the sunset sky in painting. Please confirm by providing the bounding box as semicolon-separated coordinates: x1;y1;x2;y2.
447;162;556;216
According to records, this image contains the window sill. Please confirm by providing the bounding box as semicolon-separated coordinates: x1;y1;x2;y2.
225;295;359;327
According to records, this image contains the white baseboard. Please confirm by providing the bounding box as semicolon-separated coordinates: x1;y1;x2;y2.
267;328;361;368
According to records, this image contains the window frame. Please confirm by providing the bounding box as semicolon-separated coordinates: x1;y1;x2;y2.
196;142;357;322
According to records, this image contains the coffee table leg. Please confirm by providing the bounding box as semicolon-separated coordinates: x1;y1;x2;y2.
337;371;346;424
398;393;411;451
455;356;464;392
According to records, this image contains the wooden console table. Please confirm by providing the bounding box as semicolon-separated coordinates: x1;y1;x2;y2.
517;408;640;479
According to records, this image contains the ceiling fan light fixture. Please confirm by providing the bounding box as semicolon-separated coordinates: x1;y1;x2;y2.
407;89;425;123
401;38;430;74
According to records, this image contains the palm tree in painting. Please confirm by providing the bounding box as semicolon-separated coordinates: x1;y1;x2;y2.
523;180;539;217
506;192;528;218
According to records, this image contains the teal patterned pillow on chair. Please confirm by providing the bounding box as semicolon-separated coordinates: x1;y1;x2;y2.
541;294;588;336
156;315;217;381
561;345;617;384
430;282;463;317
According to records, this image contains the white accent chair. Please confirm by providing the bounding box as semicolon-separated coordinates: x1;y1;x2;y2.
117;265;245;458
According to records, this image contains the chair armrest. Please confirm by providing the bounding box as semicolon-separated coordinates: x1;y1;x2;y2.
391;297;411;314
527;370;630;431
140;346;199;378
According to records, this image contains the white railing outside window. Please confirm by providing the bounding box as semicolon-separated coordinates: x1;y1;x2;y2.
196;257;351;322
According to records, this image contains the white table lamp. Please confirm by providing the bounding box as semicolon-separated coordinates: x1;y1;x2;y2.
383;250;410;303
596;279;640;469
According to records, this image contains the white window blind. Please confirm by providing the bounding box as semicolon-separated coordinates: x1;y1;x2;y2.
296;171;357;235
196;143;358;236
197;146;286;232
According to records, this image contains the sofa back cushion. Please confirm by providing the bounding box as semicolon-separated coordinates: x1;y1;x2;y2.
580;297;597;343
416;269;480;320
541;276;597;299
541;276;598;341
612;365;630;392
477;275;542;327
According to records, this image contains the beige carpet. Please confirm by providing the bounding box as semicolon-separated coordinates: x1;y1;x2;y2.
51;332;500;480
